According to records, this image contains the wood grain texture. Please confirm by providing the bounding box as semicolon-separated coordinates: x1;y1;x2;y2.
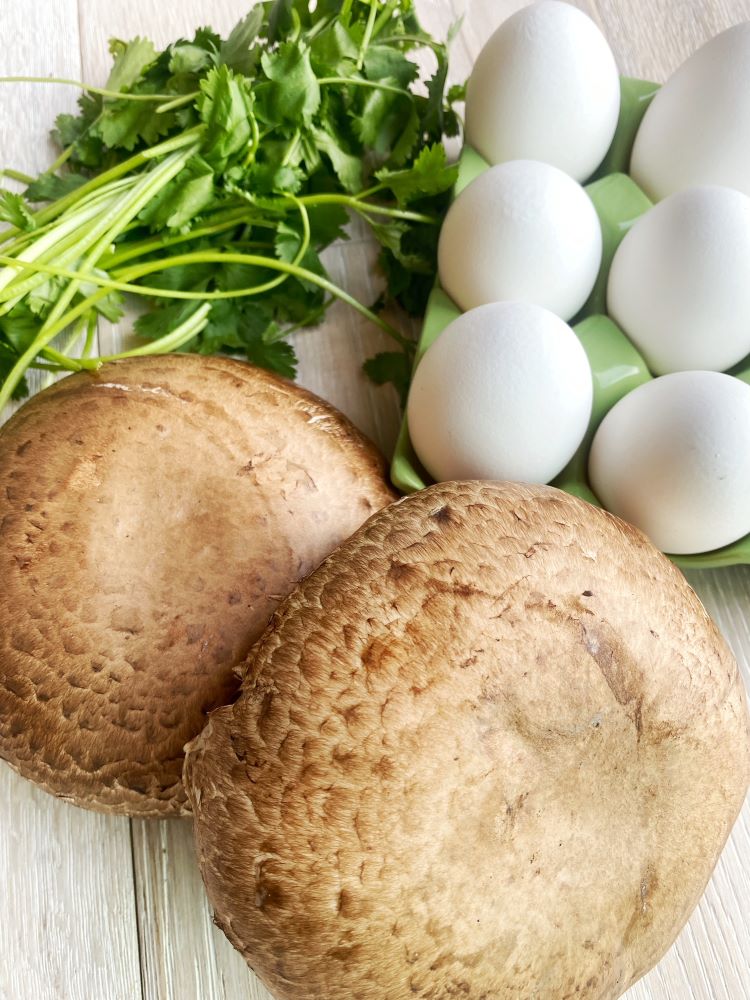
0;1;749;999
0;6;141;1000
0;773;142;1000
131;818;267;999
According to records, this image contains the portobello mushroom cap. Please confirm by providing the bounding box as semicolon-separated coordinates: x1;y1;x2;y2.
185;481;750;1000
0;355;395;817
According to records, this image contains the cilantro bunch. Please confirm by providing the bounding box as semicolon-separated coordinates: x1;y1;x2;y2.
0;0;462;412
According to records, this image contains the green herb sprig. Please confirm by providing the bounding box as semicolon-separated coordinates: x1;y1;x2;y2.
0;0;462;411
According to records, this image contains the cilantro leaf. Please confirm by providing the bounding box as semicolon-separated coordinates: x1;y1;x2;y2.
354;84;413;157
95;84;174;150
198;65;255;170
362;350;412;406
51;97;104;168
0;191;36;231
311;127;362;192
257;42;320;125
0;306;40;352
306;202;349;246
0;338;28;401
378;243;436;316
193;27;222;55
375;143;457;203
171;298;299;379
241;320;298;379
219;8;264;75
25;171;88;202
310;22;358;75
138;156;215;231
364;46;419;88
106;37;159;93
245;159;304;195
390;104;419;165
134;299;203;342
169;43;214;76
28;276;66;317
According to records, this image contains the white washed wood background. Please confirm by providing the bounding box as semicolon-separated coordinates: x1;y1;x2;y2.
1;1;749;998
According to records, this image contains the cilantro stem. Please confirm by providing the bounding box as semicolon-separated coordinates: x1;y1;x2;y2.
356;0;379;70
34;148;198;339
32;126;204;228
83;313;98;358
106;250;411;347
29;360;70;373
304;14;336;42
100;208;256;267
155;92;198;114
352;202;437;224
281;129;301;167
0;187;129;302
289;8;303;44
90;302;211;364
243;114;261;167
46;143;75;176
39;348;85;372
371;0;400;39
0;246;411;396
317;77;411;99
0;178;133;259
1;168;34;185
295;193;436;224
0;283;209;410
0;76;180;103
55;316;88;361
378;34;447;53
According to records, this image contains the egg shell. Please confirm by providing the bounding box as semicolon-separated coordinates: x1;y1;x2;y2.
607;185;750;375
465;0;620;182
588;372;750;555
407;301;593;485
437;160;603;321
631;23;750;200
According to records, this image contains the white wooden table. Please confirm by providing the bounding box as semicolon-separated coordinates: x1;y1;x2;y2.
1;2;749;998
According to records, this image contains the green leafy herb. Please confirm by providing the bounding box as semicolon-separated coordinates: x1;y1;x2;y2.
0;190;36;231
0;0;463;412
363;349;412;407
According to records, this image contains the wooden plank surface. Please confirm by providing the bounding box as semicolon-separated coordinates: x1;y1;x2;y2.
0;6;143;1000
0;2;749;999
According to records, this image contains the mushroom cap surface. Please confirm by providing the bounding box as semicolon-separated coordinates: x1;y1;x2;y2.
0;355;395;816
186;481;750;1000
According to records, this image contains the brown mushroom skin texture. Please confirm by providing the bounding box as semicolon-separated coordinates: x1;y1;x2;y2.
0;355;395;817
185;481;750;1000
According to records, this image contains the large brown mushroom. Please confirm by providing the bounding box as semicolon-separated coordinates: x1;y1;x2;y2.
185;481;750;1000
0;354;395;817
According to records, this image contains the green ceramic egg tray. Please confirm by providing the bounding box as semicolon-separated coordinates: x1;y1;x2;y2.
390;77;750;570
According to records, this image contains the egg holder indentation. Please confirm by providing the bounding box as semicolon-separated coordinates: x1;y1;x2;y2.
390;77;750;569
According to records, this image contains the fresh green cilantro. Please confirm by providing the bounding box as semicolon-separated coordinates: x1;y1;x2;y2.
219;8;264;75
257;42;321;125
106;37;159;92
24;171;88;202
0;0;464;413
362;350;412;407
376;144;458;204
0;340;29;401
0;190;36;231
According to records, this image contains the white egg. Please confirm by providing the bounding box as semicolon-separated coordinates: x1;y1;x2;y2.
465;1;620;182
631;23;750;200
407;301;593;485
588;372;750;554
607;186;750;375
437;161;602;321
